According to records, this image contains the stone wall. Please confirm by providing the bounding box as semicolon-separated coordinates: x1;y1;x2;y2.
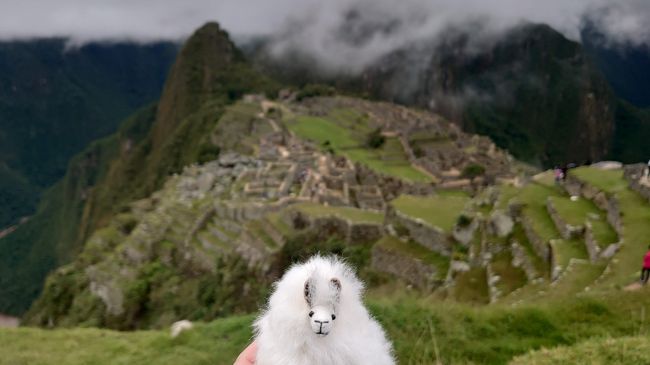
624;163;650;202
510;242;538;281
546;198;584;240
583;222;600;262
521;215;550;262
355;163;434;202
286;209;383;245
548;240;560;281
371;244;441;290
386;205;452;256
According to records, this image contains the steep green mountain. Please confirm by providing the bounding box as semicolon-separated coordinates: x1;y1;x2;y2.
0;22;278;315
0;40;177;229
250;23;650;167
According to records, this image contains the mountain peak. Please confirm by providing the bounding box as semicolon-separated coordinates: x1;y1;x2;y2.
152;21;242;147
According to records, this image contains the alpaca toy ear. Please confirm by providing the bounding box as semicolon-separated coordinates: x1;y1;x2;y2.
330;278;341;294
304;279;314;306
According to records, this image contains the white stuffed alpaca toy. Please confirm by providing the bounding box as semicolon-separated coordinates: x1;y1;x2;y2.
254;255;395;365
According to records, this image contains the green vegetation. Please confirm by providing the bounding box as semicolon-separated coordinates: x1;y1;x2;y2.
0;314;254;365
491;251;527;295
391;194;469;232
518;183;562;241
375;236;449;277
295;83;336;101
0;40;177;230
551;239;588;268
462;163;486;179
570;168;650;289
285;112;430;182
549;194;617;247
293;202;384;224
570;167;626;192
366;128;386;149
0;23;279;316
510;336;650;365
11;290;650;365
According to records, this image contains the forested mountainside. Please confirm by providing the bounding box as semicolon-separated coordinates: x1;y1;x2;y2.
0;23;278;315
249;23;650;168
0;39;177;229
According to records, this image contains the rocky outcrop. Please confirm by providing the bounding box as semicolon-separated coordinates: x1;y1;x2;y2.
489;210;514;237
624;164;650;203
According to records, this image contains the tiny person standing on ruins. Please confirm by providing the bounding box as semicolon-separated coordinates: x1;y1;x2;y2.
641;246;650;285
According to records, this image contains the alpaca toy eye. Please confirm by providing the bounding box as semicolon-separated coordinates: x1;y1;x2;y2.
309;311;314;317
331;314;336;320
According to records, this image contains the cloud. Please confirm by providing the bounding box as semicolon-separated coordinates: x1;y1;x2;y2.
0;1;648;65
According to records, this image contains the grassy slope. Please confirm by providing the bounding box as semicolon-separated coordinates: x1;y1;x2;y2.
293;202;384;224
7;290;650;365
391;194;469;232
0;40;177;229
0;105;157;315
286;111;430;182
549;196;618;246
510;336;650;365
0;23;279;316
571;167;650;288
375;236;450;277
0;315;254;365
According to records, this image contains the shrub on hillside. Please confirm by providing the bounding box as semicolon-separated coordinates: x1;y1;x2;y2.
295;84;336;101
366;128;386;149
462;163;486;179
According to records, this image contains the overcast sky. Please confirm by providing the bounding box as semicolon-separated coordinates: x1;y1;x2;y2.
0;0;648;70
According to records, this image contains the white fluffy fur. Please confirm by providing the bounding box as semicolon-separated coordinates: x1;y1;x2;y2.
254;255;395;365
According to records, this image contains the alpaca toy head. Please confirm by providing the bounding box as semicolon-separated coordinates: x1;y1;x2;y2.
257;255;364;341
255;255;396;365
304;271;341;336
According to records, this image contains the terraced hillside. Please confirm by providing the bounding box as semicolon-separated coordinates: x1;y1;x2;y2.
25;85;650;332
23;93;524;329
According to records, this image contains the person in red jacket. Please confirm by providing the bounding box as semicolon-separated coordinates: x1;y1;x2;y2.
642;246;650;285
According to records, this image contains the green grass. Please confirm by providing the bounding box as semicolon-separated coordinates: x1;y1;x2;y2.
548;196;592;227
375;236;450;276
548;195;618;246
491;251;528;295
569;168;650;288
293;202;384;224
391;194;470;232
510;336;650;365
285;114;430;182
450;267;490;304
496;185;520;210
518;183;562;242
9;289;650;365
510;223;549;277
589;220;619;248
570;167;627;193
545;263;606;300
551;239;588;269
0;314;254;365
